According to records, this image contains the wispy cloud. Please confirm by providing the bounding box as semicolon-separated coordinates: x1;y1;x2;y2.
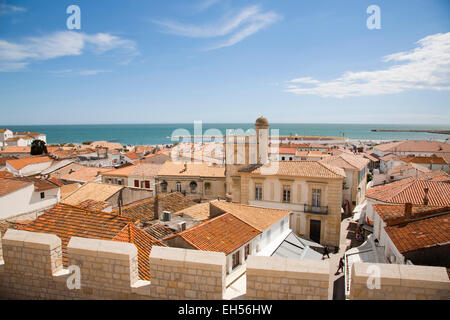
285;32;450;98
153;5;281;50
0;3;27;16
49;69;111;76
0;31;139;71
195;0;221;12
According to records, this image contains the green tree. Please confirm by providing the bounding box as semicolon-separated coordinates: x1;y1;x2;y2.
30;140;48;155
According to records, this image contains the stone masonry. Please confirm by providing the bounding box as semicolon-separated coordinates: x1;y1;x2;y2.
246;255;330;300
0;230;449;300
349;262;449;300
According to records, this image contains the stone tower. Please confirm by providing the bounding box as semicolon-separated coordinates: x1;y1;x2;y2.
225;117;270;203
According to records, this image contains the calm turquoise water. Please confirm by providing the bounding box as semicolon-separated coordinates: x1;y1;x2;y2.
1;123;449;145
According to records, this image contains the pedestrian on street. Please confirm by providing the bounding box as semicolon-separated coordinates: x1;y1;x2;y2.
323;246;330;259
337;257;345;274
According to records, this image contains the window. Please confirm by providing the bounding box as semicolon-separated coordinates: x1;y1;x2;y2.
145;181;150;189
312;188;322;207
245;244;250;260
161;180;168;193
204;182;211;194
289;157;293;161
232;251;240;269
281;156;285;160
134;180;139;188
255;183;263;200
176;182;182;193
118;179;123;185
282;185;291;203
189;181;197;194
40;192;45;199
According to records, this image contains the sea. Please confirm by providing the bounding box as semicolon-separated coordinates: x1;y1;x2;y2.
1;123;449;146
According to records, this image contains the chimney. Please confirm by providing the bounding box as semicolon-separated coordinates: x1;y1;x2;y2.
404;202;413;219
154;195;162;220
423;187;429;205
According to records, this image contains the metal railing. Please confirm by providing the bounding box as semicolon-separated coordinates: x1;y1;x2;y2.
304;204;328;215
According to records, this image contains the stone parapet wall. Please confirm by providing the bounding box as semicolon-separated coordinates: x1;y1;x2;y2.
349;262;450;300
246;256;329;300
148;246;226;299
1;230;449;300
0;230;226;300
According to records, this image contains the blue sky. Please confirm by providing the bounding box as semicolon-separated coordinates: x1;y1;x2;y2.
0;0;449;125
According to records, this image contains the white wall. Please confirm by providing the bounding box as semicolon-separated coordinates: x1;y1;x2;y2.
6;161;53;176
0;185;59;220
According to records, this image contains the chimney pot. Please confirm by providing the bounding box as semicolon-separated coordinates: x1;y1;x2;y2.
423;187;429;205
405;202;413;219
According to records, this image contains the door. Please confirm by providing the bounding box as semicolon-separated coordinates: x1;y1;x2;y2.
309;219;321;243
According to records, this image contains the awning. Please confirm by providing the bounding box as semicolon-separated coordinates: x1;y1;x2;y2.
352;201;367;222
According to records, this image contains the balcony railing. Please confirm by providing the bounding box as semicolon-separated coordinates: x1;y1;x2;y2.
304;204;328;215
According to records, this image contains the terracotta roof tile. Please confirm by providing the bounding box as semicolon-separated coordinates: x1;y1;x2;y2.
211;201;290;232
18;203;165;280
115;192;196;223
399;156;447;165
142;223;176;240
0;146;30;154
250;160;345;179
0;178;33;196
373;203;450;223
366;177;450;206
385;213;450;254
175;213;260;255
157;161;225;178
62;182;123;205
6;156;52;170
60;166;111;183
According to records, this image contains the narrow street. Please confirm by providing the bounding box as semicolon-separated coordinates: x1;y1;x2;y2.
327;214;361;300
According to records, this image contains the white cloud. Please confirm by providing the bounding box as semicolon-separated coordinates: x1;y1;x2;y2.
153;5;281;50
195;0;221;12
77;69;111;76
0;31;139;72
0;4;27;16
285;32;450;98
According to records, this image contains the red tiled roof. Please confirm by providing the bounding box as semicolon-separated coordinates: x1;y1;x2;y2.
366;174;450;206
6;156;52;170
399;156;447;165
373;203;450;224
0;146;30;154
278;147;297;155
174;213;260;255
18;203;165;280
115;192;196;222
385;213;450;254
124;151;140;160
0;178;32;197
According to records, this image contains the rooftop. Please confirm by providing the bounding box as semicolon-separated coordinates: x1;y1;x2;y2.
0;146;31;154
399;156;448;165
211;201;291;232
60;166;111;183
62;182;123;206
169;213;260;255
115;192;196;223
6;156;53;170
157;161;225;178
247;160;346;179
385;212;450;254
18;203;166;280
366;175;450;206
320;153;370;171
